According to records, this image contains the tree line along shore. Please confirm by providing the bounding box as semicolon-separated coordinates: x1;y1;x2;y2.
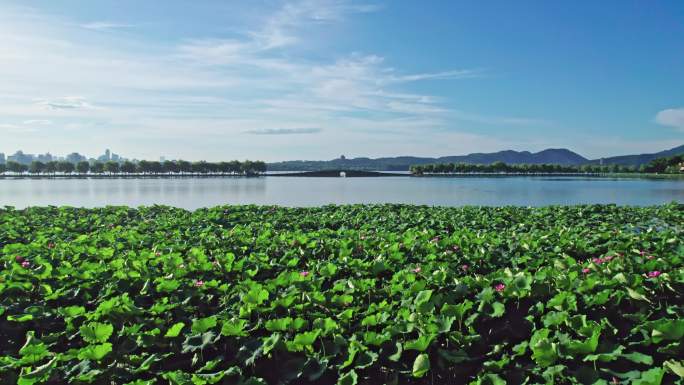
0;159;266;176
1;153;682;177
409;154;684;175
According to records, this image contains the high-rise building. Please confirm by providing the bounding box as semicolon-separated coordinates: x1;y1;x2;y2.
97;149;111;162
37;153;54;162
0;153;5;164
8;151;34;165
66;152;87;163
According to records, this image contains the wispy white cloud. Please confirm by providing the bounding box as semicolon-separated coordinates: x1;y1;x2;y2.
251;0;380;49
385;69;484;83
23;119;53;125
80;21;132;31
34;96;96;110
244;127;322;135
655;107;684;131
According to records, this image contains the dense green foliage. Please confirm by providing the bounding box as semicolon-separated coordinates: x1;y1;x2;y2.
0;160;266;176
410;157;683;175
643;154;684;174
1;204;683;384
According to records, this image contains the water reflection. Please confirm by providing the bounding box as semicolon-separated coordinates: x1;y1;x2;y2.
0;176;682;209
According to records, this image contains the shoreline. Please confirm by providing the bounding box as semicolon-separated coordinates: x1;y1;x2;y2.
0;172;682;179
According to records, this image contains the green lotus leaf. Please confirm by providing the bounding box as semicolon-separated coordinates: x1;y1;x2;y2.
77;343;112;361
191;316;217;334
404;334;435;352
182;332;216;353
19;333;50;364
412;353;430;378
265;317;293;332
58;305;86;318
221;319;248;337
530;329;558;367
621;351;653;365
80;322;114;343
18;357;57;385
337;370;357;385
650;319;684;343
313;317;338;336
162;371;192;385
626;287;651;303
261;333;282;355
632;368;665;385
165;322;186;338
124;380;156;385
543;311;568;328
354;349;378;369
242;285;269;305
489;302;505;318
8;314;34;322
664;360;684;378
156;279;181;293
293;330;320;347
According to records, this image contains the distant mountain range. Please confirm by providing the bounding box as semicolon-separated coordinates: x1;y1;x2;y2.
267;144;684;171
586;144;684;166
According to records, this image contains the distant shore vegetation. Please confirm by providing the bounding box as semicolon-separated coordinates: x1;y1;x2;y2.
0;159;266;176
410;154;684;175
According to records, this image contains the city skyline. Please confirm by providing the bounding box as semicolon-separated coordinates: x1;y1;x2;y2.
0;149;130;165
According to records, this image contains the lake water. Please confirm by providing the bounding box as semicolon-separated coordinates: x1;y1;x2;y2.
0;176;683;209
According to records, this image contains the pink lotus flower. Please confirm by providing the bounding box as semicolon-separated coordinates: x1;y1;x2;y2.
194;280;204;287
21;261;30;268
412;267;421;273
646;255;655;260
494;283;505;292
300;271;310;277
603;255;613;261
461;264;469;271
592;257;604;264
647;271;661;278
582;268;590;274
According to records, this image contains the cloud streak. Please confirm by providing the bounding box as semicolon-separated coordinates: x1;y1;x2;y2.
34;97;95;110
23;119;53;125
244;127;322;135
80;21;132;30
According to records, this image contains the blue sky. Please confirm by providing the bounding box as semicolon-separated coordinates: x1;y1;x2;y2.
0;0;682;161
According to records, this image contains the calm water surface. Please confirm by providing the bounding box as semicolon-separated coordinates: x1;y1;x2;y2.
1;176;683;209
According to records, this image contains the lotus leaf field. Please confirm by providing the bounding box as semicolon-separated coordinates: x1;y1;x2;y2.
1;204;683;385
